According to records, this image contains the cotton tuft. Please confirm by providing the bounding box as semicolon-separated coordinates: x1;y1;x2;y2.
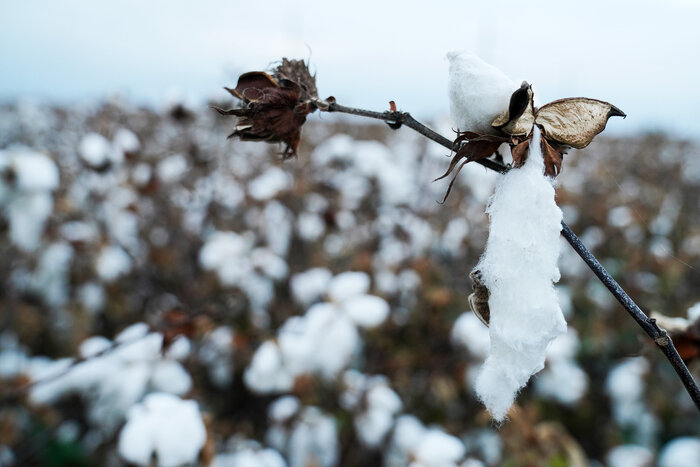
474;126;566;421
447;52;517;134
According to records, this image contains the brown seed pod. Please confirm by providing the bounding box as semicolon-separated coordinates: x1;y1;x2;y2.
468;269;490;327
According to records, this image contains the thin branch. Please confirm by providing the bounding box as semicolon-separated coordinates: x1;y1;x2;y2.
325;101;700;412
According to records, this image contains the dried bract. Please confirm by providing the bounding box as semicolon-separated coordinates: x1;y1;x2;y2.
535;98;626;149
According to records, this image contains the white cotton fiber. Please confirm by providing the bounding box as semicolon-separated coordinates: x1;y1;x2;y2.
474;126;566;421
447;52;518;135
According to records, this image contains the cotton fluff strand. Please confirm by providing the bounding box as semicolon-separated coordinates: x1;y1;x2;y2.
474;126;567;421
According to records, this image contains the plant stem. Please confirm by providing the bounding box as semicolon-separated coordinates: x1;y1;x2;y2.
325;102;700;411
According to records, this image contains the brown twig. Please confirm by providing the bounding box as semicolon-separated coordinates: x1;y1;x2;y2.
324;101;700;412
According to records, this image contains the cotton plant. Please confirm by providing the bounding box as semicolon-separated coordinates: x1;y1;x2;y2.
30;323;194;435
244;271;390;394
217;54;627;421
443;52;623;421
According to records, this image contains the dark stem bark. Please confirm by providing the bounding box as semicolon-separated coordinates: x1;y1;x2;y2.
325;102;700;412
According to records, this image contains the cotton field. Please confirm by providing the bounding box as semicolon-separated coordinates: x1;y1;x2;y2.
0;97;698;466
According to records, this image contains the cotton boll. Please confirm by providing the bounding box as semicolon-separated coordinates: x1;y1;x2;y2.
79;133;112;169
113;128;140;154
118;393;206;467
288;408;338;467
606;444;653;467
96;245;132;282
150;360;192;396
249;166;293;201
290;268;332;306
451;312;490;359
413;429;466;467
687;302;700;322
341;294;390;328
659;437;700;467
474;126;566;421
157;154;188;183
212;447;287;467
447;52;517;134
7;192;54;252
244;341;295;394
269;396;301;423
327;272;371;302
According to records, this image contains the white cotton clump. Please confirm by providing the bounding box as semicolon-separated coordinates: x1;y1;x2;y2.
297;211;326;241
287;407;338;467
534;329;588;404
96;244;132;282
290;268;333;306
473;126;566;421
30;242;74;307
340;372;402;448
244;341;296;394
341;294;390;328
605;356;649;424
113;128;140;154
451;312;491;359
0;149;59;252
7;192;54;252
447;52;517;134
198;326;235;389
30;325;193;434
606;444;654;467
249;166;293;201
327;271;370;302
118;393;206;467
687;302;700;322
9;151;60;191
157;154;188;183
414;430;467;467
79;133;113;168
269;395;301;422
245;272;389;394
212;447;287;467
386;415;466;467
659;437;700;467
199;230;286;313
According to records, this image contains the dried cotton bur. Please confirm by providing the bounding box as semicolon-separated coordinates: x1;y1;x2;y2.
212;58;329;158
447;51;624;421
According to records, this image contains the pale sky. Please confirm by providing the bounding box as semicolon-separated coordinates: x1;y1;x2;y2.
1;0;699;138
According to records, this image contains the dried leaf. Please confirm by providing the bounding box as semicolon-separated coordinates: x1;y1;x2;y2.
535;98;625;149
492;82;535;137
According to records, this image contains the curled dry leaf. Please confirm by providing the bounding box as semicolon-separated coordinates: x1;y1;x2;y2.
535;98;626;149
468;270;490;327
214;58;320;158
